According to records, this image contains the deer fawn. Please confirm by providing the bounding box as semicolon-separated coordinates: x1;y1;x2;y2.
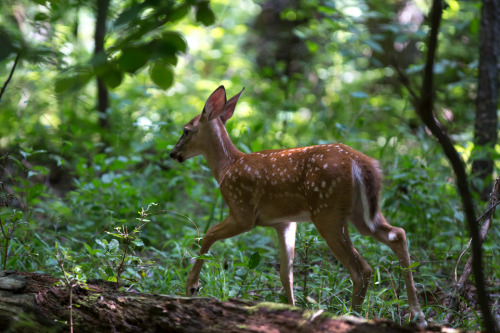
170;86;426;324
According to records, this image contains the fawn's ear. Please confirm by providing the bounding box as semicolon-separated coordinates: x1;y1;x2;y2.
203;86;227;121
220;87;245;125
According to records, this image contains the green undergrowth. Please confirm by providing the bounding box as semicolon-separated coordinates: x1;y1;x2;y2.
0;141;497;332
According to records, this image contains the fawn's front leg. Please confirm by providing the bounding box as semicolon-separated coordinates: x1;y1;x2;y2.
186;214;252;296
275;222;297;305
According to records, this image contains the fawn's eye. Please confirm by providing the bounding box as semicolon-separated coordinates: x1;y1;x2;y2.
183;128;189;135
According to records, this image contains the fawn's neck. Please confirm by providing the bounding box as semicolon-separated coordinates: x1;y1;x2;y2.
204;120;244;183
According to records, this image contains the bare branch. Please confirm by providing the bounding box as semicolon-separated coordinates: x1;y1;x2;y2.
0;54;20;100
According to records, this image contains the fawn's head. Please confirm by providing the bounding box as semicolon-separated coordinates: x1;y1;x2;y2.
170;85;245;163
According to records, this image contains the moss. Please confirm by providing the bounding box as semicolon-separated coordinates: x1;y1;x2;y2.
246;301;296;314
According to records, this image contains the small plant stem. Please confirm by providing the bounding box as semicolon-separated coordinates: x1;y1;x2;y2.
69;283;74;333
115;239;130;289
302;239;309;302
56;247;75;333
0;217;9;270
236;271;249;298
385;267;400;325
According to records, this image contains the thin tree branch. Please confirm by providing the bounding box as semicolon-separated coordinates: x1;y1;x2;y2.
419;2;496;330
0;54;20;100
394;0;497;330
392;59;418;103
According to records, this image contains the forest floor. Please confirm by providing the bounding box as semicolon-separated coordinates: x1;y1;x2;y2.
0;270;479;333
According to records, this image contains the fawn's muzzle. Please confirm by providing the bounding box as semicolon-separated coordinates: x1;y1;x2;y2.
170;151;184;163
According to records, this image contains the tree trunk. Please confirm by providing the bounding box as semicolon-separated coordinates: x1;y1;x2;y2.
94;0;110;130
0;270;463;333
471;0;500;201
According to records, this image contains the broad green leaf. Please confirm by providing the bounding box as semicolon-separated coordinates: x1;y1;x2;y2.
83;243;95;255
171;3;190;22
102;67;123;89
107;276;117;282
196;1;215;26
114;4;144;27
118;47;150;73
235;268;248;277
95;239;107;250
150;63;173;90
132;239;145;247
247;251;261;270
408;262;421;269
46;259;59;266
198;253;215;261
55;71;92;94
161;32;187;53
108;239;120;252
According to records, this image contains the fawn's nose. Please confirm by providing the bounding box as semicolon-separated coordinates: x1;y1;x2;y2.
170;151;184;163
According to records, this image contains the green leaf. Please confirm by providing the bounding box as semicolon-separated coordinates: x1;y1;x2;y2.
27;165;50;178
196;1;216;26
55;71;92;94
114;4;144;27
10;210;23;222
132;239;144;247
161;32;187;53
102;67;123;89
150;63;173;90
149;32;187;64
46;259;59;266
107;276;117;282
108;239;120;252
408;262;421;269
247;251;261;270
198;253;215;261
171;3;190;22
118;47;150;73
83;243;95;255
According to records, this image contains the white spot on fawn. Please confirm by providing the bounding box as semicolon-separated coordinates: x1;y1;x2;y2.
323;163;328;169
388;231;397;241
